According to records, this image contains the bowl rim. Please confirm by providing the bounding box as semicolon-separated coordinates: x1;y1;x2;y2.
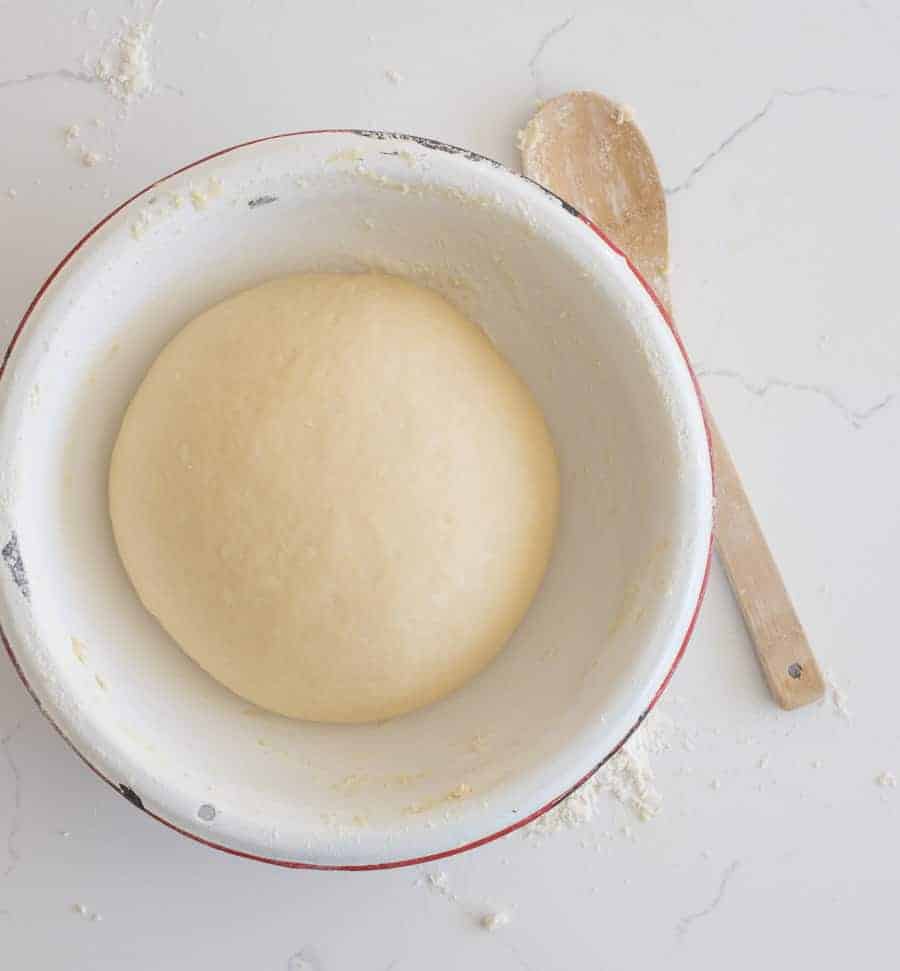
0;128;714;871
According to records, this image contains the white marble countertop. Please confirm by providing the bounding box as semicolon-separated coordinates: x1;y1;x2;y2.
1;1;898;968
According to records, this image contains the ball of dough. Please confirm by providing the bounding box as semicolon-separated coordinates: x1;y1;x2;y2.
109;272;559;722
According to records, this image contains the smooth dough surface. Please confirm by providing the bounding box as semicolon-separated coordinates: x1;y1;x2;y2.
110;272;559;723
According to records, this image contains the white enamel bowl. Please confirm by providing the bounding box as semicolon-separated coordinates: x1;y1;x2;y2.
0;131;712;868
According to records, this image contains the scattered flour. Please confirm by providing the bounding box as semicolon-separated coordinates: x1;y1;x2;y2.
58;4;166;170
824;669;851;720
422;871;511;935
480;910;511;931
522;676;856;847
71;903;102;921
426;871;451;895
384;69;404;84
62;126;106;168
526;710;673;838
875;771;896;788
95;19;156;103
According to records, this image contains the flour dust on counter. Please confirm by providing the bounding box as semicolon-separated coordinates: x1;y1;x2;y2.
824;669;851;720
419;869;513;933
525;707;677;839
71;903;103;922
80;149;104;167
522;671;859;849
54;0;172;172
286;951;318;971
93;5;159;104
480;910;512;931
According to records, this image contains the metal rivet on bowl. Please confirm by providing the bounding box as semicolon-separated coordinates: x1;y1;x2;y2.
197;803;216;822
788;662;803;679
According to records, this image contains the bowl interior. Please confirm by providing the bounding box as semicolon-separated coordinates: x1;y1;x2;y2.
0;131;711;866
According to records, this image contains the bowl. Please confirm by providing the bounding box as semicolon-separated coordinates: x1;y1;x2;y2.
0;130;713;868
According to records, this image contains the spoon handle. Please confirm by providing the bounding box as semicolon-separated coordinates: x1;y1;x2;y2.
707;413;825;708
653;285;823;707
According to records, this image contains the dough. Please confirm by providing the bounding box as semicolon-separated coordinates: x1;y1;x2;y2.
109;273;559;722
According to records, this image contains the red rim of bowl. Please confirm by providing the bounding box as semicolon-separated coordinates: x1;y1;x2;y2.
0;129;715;871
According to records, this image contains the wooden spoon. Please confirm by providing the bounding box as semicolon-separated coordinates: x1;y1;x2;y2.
521;91;824;709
